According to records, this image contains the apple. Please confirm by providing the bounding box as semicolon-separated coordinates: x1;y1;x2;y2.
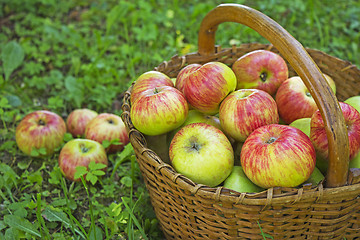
85;113;129;153
275;74;336;124
345;95;360;113
289;117;311;137
223;166;263;193
175;63;201;94
58;139;108;182
66;108;98;137
231;50;288;96
131;85;189;136
219;89;279;142
15;110;66;156
241;124;316;188
169;123;234;187
304;166;324;186
310;102;360;161
350;152;360;169
130;70;174;105
183;61;236;115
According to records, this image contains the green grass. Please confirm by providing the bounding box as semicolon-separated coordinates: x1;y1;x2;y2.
0;0;359;239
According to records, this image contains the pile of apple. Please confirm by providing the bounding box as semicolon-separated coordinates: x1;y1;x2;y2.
15;109;129;181
130;49;360;193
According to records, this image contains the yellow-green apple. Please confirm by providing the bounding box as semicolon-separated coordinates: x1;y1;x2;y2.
310;102;360;163
223;166;263;193
289;117;311;137
15;110;66;156
350;152;360;168
241;124;316;188
66;108;98;137
130;70;174;105
345;95;360;113
131;85;189;136
175;63;201;94
219;89;279;142
275;74;336;124
85;113;129;154
58;139;108;182
304;166;324;186
169;123;234;187
231;50;288;96
183;61;236;115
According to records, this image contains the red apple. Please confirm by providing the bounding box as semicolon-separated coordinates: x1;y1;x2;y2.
219;89;279;142
183;61;237;115
241;124;316;188
175;63;201;94
231;50;288;96
310;102;360;161
169;123;234;187
130;70;174;105
15;110;66;156
66;108;98;137
59;139;108;182
275;74;336;124
131;85;189;136
85;113;129;153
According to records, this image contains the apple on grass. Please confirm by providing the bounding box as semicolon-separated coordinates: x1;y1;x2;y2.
219;89;279;142
66;108;98;137
16;110;66;157
85;113;129;154
131;85;189;136
183;61;236;115
223;166;263;193
231;50;288;96
175;63;201;94
275;74;336;124
130;70;174;105
58;139;108;182
241;124;316;188
169;123;234;187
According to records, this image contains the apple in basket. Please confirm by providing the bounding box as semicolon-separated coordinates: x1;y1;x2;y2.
183;61;237;115
59;139;108;182
85;113;129;154
15;110;66;157
175;63;202;94
345;95;360;113
131;85;189;136
231;50;288;96
241;124;316;188
130;70;174;105
219;89;279;142
276;74;336;124
289;117;311;137
310;102;360;171
169;123;234;187
66;108;98;138
223;166;263;193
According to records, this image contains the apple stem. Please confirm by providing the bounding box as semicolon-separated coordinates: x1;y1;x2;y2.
260;72;267;82
107;119;114;124
80;144;89;153
305;91;312;97
38;119;46;125
191;142;200;151
265;137;277;144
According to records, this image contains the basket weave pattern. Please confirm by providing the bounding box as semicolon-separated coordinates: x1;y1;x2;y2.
121;4;360;240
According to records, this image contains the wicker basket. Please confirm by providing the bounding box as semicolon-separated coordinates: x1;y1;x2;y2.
121;4;360;239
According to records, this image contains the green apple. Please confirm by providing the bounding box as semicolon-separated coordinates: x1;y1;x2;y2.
350;152;360;169
304;166;324;185
344;95;360;114
289;117;311;137
223;166;263;193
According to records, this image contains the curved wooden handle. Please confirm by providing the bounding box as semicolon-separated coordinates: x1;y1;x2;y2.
198;4;349;187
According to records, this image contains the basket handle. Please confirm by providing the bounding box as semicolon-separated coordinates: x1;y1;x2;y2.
198;3;349;188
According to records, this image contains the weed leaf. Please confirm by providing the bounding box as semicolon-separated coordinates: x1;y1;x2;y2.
4;215;41;237
1;41;25;81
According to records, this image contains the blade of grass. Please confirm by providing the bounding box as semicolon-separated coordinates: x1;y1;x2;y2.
121;197;148;240
36;193;51;239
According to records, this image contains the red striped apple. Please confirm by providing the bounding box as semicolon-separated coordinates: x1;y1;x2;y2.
241;124;316;188
183;61;236;115
66;108;98;137
275;74;336;124
169;123;234;187
232;50;288;96
130;70;174;105
59;139;108;182
85;113;129;153
175;63;201;94
219;89;279;142
15;110;66;156
310;102;360;162
131;85;189;136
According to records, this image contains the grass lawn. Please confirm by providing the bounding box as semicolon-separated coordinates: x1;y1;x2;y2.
0;0;359;239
